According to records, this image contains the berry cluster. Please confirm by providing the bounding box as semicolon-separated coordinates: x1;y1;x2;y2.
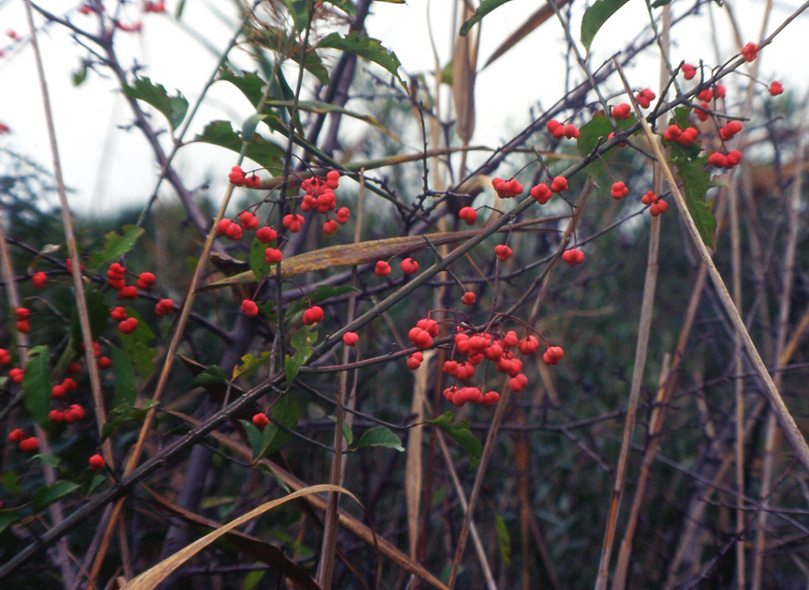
8;429;39;452
492;177;524;199
610;181;629;200
546;120;580;139
641;191;669;216
228;166;261;188
662;124;699;146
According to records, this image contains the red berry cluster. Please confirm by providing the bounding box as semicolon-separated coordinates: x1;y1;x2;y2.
718;120;743;141
611;181;629;200
8;429;39;452
635;88;656;109
492;177;524;199
681;63;697;80
300;171;349;235
530;183;553;204
663;124;699;146
228;166;261;188
546;120;580;139
641;191;669;216
707;150;743;169
15;307;30;334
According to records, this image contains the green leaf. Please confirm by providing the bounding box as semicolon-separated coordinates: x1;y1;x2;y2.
249;235;276;280
110;344;137;406
247;26;329;85
192;365;228;387
651;0;672;7
318;32;403;85
428;412;482;466
102;400;159;441
233;352;271;381
31;453;60;467
1;471;21;496
353;426;404;452
89;225;145;270
675;159;716;248
323;0;356;16
285;0;309;33
580;0;630;50
73;63;88;86
218;68;266;109
23;345;51;429
285;325;316;383
256;395;299;459
459;0;517;36
122;75;188;130
244;569;265;590
577;115;612;179
32;481;81;512
342;421;353;447
120;308;158;380
0;511;19;536
195;120;285;173
495;512;512;567
241;420;264;459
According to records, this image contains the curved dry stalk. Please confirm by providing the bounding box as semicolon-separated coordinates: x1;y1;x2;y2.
613;59;809;478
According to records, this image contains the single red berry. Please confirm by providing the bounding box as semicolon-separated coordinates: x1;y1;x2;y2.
696;102;711;122
562;248;585;267
530;183;552;204
508;373;529;392
546;120;562;133
155;299;174;316
239;211;259;230
611;181;628;200
62;377;77;392
98;356;113;370
52;384;66;398
649;200;669;217
697;88;714;102
494;244;512;261
375;261;392;276
550;176;568;193
336;207;350;224
482;391;500;406
461;291;476;305
8;428;25;442
9;368;24;383
216;219;233;236
543;345;565;365
32;271;48;289
322;219;338;235
228;166;245;185
682;63;696;80
245;174;261;189
282;214;305;233
265;248;283;263
64;404;85;423
641;190;658;205
136;272;156;289
400;258;419;275
241;300;259;317
406;352;423;370
16;320;30;334
302;306;324;326
342;332;359;346
612;103;632;120
118;285;138;300
517;335;540;355
741;42;758;62
459;206;478;225
0;349;10;366
225;223;243;241
68;361;81;375
19;437;39;452
15;308;30;321
256;226;277;243
89;454;105;470
252;413;270;428
564;123;580;139
769;81;784;96
110;306;128;321
119;318;138;334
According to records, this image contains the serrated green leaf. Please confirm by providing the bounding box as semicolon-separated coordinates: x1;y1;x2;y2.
495;512;512;567
581;0;630;50
218;68;267;109
318;32;403;85
427;411;482;466
23;345;51;429
122;76;188;130
32;481;80;513
195;120;284;173
102;400;159;441
249;235;276;280
459;0;517;36
192;365;228;387
120;308;158;380
285;0;309;33
675;160;716;248
256;395;299;459
233;352;271;381
353;426;404;452
673;105;692;129
89;225;145;270
110;344;136;406
247;26;329;85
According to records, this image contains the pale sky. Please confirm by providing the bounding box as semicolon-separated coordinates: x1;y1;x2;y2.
0;0;804;217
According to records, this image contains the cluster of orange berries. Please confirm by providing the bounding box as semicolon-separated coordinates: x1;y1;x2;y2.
105;264;174;324
300;171;350;235
405;318;563;408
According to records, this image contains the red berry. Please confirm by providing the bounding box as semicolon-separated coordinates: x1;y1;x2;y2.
68;361;81;375
110;306;128;321
52;384;66;399
562;248;585;267
696;102;711;122
494;244;512;261
252;413;270;428
400;258;419;275
612;103;632;120
119;318;138;334
118;285;138;300
550;176;568;193
641;190;658;205
9;368;24;383
769;81;783;96
49;409;65;422
517;335;539;355
461;291;476;305
682;63;696;80
241;300;259;317
741;42;758;62
530;183;552;204
15;308;30;321
65;404;85;423
375;261;392;276
543;346;565;365
228;166;245;185
406;351;423;370
98;356;113;370
302;306;324;326
459;206;478;225
322;220;338;235
265;248;283;263
282;214;305;233
649;200;669;216
482;391;500;406
136;272;156;289
336;207;350;224
19;437;39;452
492;177;523;199
239;211;259;230
244;174;261;189
546;120;562;133
8;428;25;442
16;320;30;334
342;332;359;346
225;223;243;241
564;124;580;139
216;219;233;236
256;226;277;243
62;377;77;392
611;181;628;200
155;299;174;316
89;454;105;470
32;271;48;289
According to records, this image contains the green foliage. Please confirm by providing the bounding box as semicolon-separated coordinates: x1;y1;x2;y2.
317;32;403;85
89;225;144;271
459;0;517;36
32;481;80;512
110;344;136;406
122;76;188;130
352;426;404;452
120;308;158;380
427;412;482;466
22;345;51;429
195;120;285;173
581;0;631;49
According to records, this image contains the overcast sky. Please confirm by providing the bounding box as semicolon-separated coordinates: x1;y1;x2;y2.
0;0;804;217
